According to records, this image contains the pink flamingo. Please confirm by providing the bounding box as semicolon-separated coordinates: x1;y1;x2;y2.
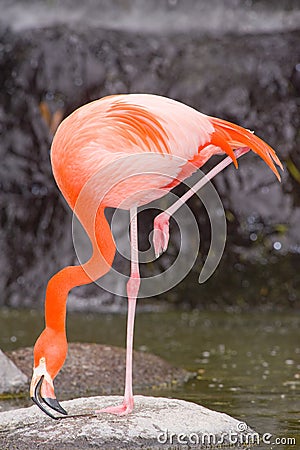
30;94;282;418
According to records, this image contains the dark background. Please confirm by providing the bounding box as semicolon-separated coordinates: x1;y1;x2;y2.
0;0;299;311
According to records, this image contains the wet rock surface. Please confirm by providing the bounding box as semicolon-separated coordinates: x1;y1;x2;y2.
0;0;299;308
0;349;28;394
6;343;193;399
0;395;254;450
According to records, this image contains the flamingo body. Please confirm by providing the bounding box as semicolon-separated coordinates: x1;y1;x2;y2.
30;94;282;419
51;94;280;211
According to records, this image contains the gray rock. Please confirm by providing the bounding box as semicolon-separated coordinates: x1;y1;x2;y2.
6;343;194;401
0;349;28;394
0;395;256;449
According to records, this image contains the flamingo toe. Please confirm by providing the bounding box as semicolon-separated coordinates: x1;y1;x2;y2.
153;213;170;257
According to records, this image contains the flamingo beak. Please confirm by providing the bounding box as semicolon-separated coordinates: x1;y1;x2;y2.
30;362;68;419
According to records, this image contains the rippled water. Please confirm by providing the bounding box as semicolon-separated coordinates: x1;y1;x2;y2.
0;307;299;449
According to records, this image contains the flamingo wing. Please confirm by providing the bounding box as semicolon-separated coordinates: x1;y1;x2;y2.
51;94;282;210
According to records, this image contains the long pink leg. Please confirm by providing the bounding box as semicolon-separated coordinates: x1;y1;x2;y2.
153;148;250;256
96;206;140;415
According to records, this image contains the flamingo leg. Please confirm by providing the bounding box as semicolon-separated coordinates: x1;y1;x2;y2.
96;206;140;415
153;147;250;256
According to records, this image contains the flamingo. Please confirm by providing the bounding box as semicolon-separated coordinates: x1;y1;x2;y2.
30;93;282;419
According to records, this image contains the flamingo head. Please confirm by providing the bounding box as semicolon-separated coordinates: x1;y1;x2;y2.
30;328;68;419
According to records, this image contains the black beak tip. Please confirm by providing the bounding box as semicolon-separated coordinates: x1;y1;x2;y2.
31;395;58;420
43;397;68;416
31;375;68;419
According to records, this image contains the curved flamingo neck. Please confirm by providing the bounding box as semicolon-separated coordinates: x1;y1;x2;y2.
44;207;116;331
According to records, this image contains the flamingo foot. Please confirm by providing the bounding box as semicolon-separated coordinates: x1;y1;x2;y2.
95;397;134;416
153;212;170;257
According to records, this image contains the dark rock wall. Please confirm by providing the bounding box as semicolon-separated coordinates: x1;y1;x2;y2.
0;1;299;308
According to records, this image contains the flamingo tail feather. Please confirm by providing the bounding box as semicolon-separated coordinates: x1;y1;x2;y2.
209;117;282;180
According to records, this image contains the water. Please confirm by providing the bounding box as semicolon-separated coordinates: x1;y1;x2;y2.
0;307;299;449
2;0;300;35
